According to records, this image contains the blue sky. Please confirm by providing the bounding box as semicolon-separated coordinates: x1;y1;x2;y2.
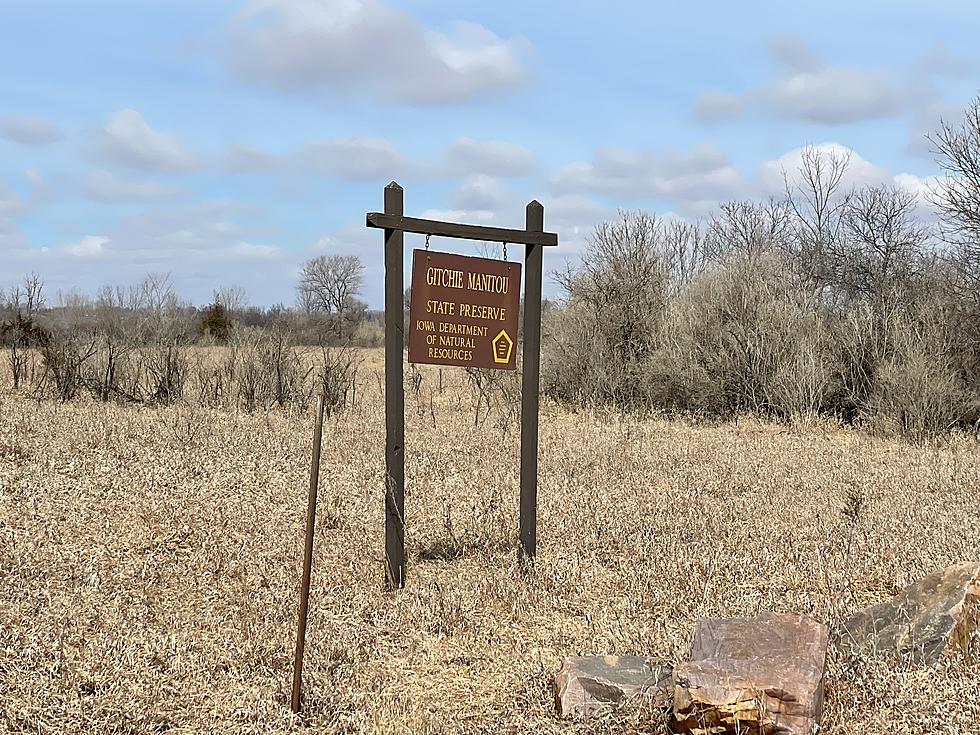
1;0;978;307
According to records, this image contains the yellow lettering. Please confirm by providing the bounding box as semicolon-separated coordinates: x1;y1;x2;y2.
425;300;456;316
426;267;464;289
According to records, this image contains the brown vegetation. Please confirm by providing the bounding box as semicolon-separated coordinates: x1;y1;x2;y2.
2;350;979;733
2;99;980;735
544;143;980;441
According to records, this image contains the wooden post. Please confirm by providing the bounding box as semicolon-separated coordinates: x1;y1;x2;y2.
291;392;327;714
519;200;544;567
366;194;556;580
383;181;406;589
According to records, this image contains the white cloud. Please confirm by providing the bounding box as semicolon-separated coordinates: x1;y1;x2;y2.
758;68;901;124
759;142;892;196
232;241;281;258
92;109;198;172
892;172;941;200
64;235;110;258
103;199;258;256
445;137;535;176
300;137;408;179
222;144;288;174
308;222;375;255
451;174;508;211
698;35;911;126
552;143;744;202
83;170;186;203
23;170;51;203
0;115;64;145
544;194;616;252
225;0;528;105
418;208;496;224
1;197;298;306
906;102;966;158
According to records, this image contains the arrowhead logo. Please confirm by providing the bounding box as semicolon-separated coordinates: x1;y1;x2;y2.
491;329;513;364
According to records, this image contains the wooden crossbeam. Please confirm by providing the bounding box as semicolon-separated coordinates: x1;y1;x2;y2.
366;211;558;246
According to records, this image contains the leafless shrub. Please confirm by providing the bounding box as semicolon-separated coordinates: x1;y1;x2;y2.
314;345;362;417
542;136;978;440
228;326;312;413
864;302;977;442
260;326;309;410
140;344;188;404
463;366;520;433
1;273;46;390
86;333;139;402
34;330;99;402
192;352;228;408
705;198;792;262
546;210;704;410
664;252;830;419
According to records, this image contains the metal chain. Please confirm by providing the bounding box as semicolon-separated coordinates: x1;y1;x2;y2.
425;234;430;250
503;241;507;260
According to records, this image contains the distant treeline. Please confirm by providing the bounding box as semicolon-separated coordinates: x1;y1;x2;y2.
0;266;375;411
542;108;980;440
4;102;980;440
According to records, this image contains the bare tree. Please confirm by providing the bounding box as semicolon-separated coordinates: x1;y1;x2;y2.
663;219;709;292
550;211;680;408
783;145;853;290
11;272;45;314
705;199;791;263
128;273;191;402
2;273;46;389
214;285;248;313
297;254;366;340
930;98;980;289
840;185;929;311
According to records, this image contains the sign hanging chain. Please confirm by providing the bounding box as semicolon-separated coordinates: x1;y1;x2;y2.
503;241;507;260
425;234;430;250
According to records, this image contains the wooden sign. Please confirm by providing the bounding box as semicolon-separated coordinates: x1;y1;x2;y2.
367;188;557;591
408;249;522;370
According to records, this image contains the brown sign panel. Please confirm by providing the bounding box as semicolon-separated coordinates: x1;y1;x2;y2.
408;249;522;370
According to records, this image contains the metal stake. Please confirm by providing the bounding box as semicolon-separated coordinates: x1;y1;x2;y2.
291;392;327;714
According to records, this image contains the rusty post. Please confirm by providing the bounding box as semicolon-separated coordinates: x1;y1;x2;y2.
291;392;326;714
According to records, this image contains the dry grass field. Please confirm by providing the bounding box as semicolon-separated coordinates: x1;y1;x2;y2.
2;348;979;734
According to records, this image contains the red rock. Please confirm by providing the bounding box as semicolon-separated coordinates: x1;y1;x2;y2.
555;655;672;718
672;612;829;735
842;561;980;668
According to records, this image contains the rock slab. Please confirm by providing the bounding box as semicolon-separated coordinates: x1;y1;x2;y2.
672;612;829;735
555;655;672;718
842;560;980;668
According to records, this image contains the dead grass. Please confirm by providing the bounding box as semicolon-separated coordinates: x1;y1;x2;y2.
1;348;979;733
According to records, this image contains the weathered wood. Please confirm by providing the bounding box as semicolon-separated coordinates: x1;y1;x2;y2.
291;392;327;714
367;212;558;247
519;200;544;567
383;182;406;590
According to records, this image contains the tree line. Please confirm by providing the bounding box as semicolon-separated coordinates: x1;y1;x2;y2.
4;101;980;439
0;257;372;410
544;99;980;440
